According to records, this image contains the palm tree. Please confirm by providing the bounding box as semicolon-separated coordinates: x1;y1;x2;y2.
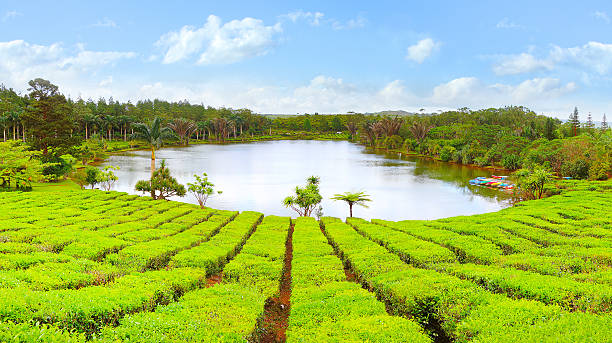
331;191;372;218
132;117;173;178
168;118;197;145
0;115;7;142
82;113;97;140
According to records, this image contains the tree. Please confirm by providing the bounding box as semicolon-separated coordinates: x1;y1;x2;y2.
282;176;323;217
187;173;222;208
569;107;580;137
303;118;312;132
331;116;343;131
330;191;372;217
544;117;556;140
22;78;81;154
514;166;553;200
132;117;173;178
168;118;197;145
408;120;433;146
85;166;100;189
602;114;609;131
0;141;46;190
346;120;358;139
135;160;186;200
584;112;595;132
98;165;119;191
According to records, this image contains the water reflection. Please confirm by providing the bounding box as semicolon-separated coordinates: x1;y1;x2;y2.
101;140;510;220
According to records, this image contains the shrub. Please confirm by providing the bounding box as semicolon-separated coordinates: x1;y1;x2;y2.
502;154;521;170
561;159;590;179
439;145;457;162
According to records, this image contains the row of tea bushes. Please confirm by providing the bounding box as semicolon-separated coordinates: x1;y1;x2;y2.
170;211;263;275
321;218;612;342
287;217;431;342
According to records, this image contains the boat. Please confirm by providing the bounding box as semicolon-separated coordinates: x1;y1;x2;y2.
468;176;514;191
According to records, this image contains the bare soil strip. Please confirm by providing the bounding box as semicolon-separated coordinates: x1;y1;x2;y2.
256;223;294;343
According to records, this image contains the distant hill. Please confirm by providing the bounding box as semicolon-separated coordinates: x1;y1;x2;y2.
260;110;434;117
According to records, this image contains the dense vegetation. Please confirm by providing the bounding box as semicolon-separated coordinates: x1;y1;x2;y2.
1;79;609;192
0;181;610;342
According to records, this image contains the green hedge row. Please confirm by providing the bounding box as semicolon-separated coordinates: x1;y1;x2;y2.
321;219;612;342
434;262;611;313
287;216;430;342
372;219;503;264
222;215;291;299
0;267;206;335
108;211;237;271
347;217;456;266
170;211;263;275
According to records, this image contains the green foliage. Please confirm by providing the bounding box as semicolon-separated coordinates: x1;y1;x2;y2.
22;79;82;154
0;141;46;190
283;176;323;217
439;145;457;162
514;166;554;200
85;166;100;189
186;173;221;208
589;160;610;180
330;191;372;217
502;154;521;170
98;165;119;191
135;160;186;200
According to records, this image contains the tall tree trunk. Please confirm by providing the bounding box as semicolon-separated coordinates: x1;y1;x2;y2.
13;125;16;140
150;147;156;199
85;124;88;140
349;204;353;218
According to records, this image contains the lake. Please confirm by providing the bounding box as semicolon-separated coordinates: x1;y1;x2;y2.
101;140;511;220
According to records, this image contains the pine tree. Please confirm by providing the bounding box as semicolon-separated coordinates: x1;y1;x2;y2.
585;112;594;130
569;107;580;136
602;113;609;131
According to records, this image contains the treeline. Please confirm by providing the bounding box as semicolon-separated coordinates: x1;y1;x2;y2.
0;79;273;145
1;79;610;185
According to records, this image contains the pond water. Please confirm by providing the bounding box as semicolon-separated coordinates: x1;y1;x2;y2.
101;140;511;220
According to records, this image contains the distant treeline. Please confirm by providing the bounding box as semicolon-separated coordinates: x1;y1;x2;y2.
1;79;610;181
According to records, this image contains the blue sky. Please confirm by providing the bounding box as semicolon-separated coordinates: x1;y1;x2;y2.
1;1;611;120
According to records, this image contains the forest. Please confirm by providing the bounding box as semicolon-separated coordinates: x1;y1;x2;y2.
1;78;610;193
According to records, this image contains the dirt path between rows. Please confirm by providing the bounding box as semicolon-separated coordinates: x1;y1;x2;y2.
256;223;294;343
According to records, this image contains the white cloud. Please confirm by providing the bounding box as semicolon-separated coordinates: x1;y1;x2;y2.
281;10;325;26
593;11;610;23
550;41;612;75
493;53;554;75
2;10;21;22
493;41;612;76
92;17;118;28
406;38;440;63
156;15;282;65
430;77;576;106
126;75;579;116
0;40;135;98
496;18;523;29
280;11;366;30
99;76;113;87
331;16;367;30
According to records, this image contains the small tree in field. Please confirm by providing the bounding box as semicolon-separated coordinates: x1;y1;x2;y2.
514;166;553;201
98;165;119;191
135;160;186;200
85;167;100;189
283;176;322;217
187;173;222;208
331;191;372;217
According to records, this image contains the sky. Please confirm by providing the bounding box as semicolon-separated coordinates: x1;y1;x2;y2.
1;1;611;120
